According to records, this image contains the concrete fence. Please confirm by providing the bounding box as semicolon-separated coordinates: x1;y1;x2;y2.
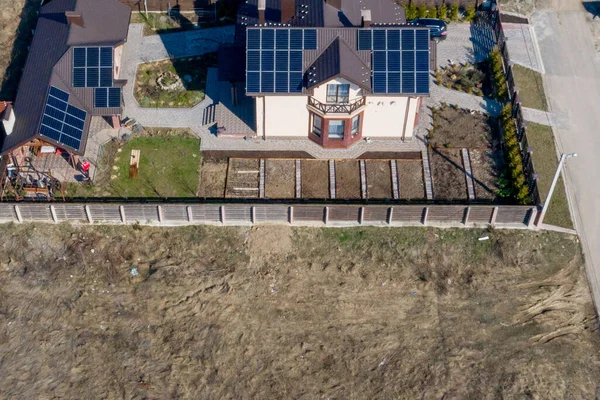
0;202;537;229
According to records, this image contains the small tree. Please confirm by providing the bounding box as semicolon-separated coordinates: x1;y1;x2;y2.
428;6;438;19
449;3;459;21
405;3;417;20
439;4;448;21
464;5;476;22
417;5;428;18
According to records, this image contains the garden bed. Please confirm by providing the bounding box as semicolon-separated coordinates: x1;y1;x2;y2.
335;161;361;199
301;161;329;199
365;161;393;199
431;149;468;201
134;53;217;108
198;158;227;198
469;149;503;201
435;61;491;97
397;160;426;200
226;159;260;198
265;160;296;199
428;106;496;149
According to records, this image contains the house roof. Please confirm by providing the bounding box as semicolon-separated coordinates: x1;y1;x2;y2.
0;0;131;156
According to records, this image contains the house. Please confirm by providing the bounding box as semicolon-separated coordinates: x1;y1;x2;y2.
214;0;431;149
0;0;131;170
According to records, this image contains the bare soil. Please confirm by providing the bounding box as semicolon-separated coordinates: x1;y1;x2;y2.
265;160;295;199
197;158;227;198
226;159;260;198
431;149;468;201
335;161;361;199
397;160;426;200
1;224;599;398
428;106;496;149
301;160;329;199
366;161;393;199
470;149;504;202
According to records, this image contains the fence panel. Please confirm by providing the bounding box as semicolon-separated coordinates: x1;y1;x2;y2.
328;206;360;223
363;207;389;224
469;206;494;223
255;205;289;223
391;206;426;223
223;205;252;223
53;204;86;221
292;206;325;223
189;204;221;223
88;204;122;222
18;204;52;221
0;204;16;221
427;206;467;222
161;205;189;222
496;206;531;224
123;205;159;223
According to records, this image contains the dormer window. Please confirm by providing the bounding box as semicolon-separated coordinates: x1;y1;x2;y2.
326;84;349;103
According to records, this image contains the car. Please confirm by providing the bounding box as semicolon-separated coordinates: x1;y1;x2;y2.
409;18;448;42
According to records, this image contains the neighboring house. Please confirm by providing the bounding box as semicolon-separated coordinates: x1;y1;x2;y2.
0;0;131;162
214;0;431;149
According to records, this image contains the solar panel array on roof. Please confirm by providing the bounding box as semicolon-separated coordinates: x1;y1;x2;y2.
246;28;318;93
40;86;87;150
94;88;121;108
73;47;113;88
358;29;430;95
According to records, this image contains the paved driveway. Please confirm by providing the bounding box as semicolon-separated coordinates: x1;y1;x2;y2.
532;2;600;308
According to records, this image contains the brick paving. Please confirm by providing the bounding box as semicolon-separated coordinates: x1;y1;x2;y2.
462;148;476;201
521;106;556;127
503;22;545;73
421;150;434;200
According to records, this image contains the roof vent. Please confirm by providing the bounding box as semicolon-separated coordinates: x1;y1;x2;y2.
258;0;266;25
361;9;372;28
65;11;84;27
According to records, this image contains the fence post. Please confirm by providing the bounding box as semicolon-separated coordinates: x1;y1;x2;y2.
528;207;538;229
289;206;294;224
490;206;499;226
359;207;365;224
251;206;256;224
324;206;329;225
157;206;163;224
387;207;394;225
84;205;93;224
463;206;471;225
14;205;22;223
119;205;126;224
186;206;193;222
220;205;225;224
50;205;58;223
422;207;429;226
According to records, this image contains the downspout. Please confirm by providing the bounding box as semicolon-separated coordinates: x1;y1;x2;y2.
262;96;266;140
401;97;411;142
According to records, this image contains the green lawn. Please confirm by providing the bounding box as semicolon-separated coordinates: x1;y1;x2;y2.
512;64;548;111
526;122;572;229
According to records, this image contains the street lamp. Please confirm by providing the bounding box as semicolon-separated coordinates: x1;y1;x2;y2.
537;152;577;228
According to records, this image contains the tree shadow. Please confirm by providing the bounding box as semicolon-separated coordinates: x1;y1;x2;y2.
0;0;41;101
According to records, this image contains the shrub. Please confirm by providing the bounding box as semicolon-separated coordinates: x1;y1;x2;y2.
449;3;459;21
499;103;530;204
464;6;476;22
428;6;438;19
439;4;448;21
490;47;508;101
417;5;428;18
405;3;417;20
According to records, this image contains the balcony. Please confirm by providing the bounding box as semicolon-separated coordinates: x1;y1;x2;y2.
308;96;366;115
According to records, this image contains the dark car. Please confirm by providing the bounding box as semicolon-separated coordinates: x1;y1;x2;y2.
409;18;448;42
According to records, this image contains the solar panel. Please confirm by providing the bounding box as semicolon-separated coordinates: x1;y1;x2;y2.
100;67;113;87
73;48;86;68
415;72;429;94
86;67;99;88
87;47;99;67
290;51;302;71
373;30;386;50
262;29;275;50
108;88;121;108
100;47;113;67
261;72;274;92
276;29;289;50
247;72;260;92
73;68;86;88
357;30;372;51
40;86;87;151
261;50;274;71
276;51;289;71
275;72;288;92
73;47;114;88
247;29;261;50
289;72;303;93
303;29;317;50
290;30;303;50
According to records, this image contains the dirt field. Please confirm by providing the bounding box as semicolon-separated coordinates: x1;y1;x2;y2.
226;159;260;198
397;160;426;200
335;161;361;199
265;160;295;199
197;158;227;198
1;224;599;398
428;106;496;149
301;160;329;199
431;149;468;200
470;149;503;201
366;161;393;199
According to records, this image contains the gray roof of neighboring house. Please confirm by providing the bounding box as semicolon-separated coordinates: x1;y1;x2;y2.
0;0;131;156
322;0;405;27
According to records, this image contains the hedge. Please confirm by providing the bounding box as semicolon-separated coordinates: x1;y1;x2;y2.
499;104;530;204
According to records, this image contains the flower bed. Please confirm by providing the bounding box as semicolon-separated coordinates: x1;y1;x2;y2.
435;62;490;97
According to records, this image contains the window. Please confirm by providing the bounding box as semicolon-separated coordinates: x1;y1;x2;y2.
328;120;345;139
351;115;360;136
326;84;350;103
312;114;322;137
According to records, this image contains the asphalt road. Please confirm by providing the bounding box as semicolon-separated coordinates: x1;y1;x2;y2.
532;2;600;308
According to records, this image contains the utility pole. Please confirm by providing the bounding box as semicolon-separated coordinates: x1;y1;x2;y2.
536;152;577;229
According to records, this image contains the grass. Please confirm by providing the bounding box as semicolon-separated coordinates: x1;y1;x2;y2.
512;64;548;111
526;122;573;229
65;129;200;198
134;54;217;108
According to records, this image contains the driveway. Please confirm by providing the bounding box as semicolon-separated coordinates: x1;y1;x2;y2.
532;1;600;308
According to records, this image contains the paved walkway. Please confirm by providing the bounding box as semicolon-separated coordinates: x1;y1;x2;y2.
521;106;556;126
503;22;545;73
121;24;234;128
428;83;503;116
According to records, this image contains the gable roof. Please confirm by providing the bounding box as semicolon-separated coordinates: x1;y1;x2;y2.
0;0;130;156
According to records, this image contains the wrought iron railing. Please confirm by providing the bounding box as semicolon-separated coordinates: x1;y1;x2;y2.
308;96;366;114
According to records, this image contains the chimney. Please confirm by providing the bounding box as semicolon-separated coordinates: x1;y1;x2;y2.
2;104;15;136
361;9;372;28
258;0;266;25
65;11;84;27
281;0;295;22
326;0;342;11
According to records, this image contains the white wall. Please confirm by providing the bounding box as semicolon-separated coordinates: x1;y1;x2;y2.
257;96;309;137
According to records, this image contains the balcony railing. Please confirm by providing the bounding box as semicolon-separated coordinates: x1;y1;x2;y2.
308;96;366;114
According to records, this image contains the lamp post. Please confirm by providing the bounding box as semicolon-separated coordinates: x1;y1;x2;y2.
536;152;577;229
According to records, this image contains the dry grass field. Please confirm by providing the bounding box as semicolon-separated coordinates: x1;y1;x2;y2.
0;223;599;398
